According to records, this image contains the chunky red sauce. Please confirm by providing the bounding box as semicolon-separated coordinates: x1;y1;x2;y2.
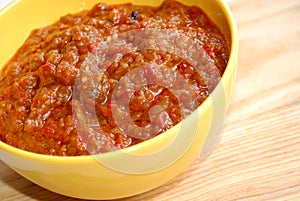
0;0;229;156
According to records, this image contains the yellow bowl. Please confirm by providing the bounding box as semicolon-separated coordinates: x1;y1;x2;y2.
0;0;238;199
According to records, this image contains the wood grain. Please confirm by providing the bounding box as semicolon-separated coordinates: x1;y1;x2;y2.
1;0;300;200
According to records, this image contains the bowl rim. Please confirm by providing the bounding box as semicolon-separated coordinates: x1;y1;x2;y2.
0;0;238;163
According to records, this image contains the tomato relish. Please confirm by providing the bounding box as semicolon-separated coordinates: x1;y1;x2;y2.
0;0;229;156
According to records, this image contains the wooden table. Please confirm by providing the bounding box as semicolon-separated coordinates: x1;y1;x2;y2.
1;0;300;200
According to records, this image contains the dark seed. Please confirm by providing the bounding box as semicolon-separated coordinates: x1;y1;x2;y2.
131;10;139;19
